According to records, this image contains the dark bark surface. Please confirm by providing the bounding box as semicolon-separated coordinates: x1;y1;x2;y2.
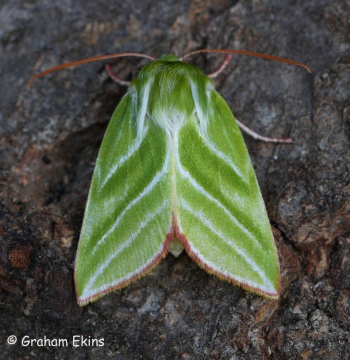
1;0;350;359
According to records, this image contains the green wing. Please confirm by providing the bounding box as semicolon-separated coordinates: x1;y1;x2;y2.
75;94;172;306
175;90;280;298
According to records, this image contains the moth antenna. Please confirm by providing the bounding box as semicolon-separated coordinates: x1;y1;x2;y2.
181;49;311;73
28;52;155;86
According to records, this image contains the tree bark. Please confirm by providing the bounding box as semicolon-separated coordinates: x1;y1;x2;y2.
1;0;349;358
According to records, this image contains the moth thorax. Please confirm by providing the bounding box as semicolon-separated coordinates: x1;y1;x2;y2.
131;72;214;139
151;105;190;136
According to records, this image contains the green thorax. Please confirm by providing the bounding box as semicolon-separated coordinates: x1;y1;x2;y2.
128;55;214;137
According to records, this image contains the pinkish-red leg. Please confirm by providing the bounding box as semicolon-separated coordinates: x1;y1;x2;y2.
105;64;130;86
236;118;292;143
207;54;232;78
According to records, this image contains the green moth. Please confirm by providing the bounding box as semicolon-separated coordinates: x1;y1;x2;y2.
30;49;310;305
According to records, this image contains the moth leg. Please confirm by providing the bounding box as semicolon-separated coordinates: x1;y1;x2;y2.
236;118;292;143
207;54;232;78
105;64;131;86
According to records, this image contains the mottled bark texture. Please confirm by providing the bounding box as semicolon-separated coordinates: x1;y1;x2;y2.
1;0;349;359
